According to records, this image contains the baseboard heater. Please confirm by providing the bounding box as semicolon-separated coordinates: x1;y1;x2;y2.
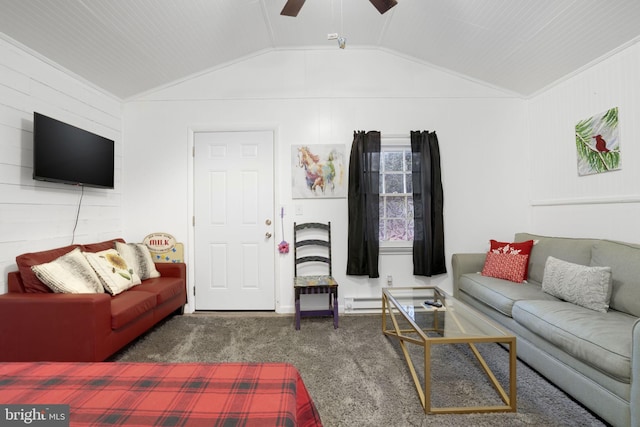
344;297;381;313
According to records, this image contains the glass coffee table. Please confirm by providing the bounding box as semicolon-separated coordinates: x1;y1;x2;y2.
382;287;516;414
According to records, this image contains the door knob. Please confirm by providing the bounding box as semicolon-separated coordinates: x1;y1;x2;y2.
265;219;272;225
265;232;272;239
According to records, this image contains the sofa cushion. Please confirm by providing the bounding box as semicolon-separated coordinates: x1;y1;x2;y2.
459;272;558;317
591;240;640;318
110;291;157;329
84;249;141;296
16;244;80;293
135;277;185;305
515;233;598;284
30;248;104;294
512;300;633;382
542;256;612;313
115;242;161;280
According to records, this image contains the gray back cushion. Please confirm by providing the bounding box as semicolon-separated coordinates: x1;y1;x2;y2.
514;233;597;284
591;240;640;317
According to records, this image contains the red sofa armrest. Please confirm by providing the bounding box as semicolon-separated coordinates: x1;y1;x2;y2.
0;293;112;362
155;263;186;280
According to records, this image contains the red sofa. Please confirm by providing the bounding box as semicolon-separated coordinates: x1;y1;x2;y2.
0;239;187;362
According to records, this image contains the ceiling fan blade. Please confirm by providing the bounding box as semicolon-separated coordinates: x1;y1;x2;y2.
281;0;306;17
369;0;398;14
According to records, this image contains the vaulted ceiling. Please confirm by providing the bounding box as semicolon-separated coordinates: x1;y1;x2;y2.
1;0;639;100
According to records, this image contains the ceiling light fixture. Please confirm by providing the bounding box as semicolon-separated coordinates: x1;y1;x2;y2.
337;37;346;49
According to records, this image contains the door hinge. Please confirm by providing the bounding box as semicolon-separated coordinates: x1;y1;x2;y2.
192;146;195;157
193;287;196;296
192;216;195;226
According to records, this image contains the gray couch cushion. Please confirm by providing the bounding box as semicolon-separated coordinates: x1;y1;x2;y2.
591;240;640;317
515;233;598;284
512;300;634;382
459;272;558;317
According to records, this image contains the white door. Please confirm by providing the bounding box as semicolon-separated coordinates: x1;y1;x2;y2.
194;131;275;310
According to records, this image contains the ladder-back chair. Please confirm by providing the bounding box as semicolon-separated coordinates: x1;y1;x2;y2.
293;222;339;330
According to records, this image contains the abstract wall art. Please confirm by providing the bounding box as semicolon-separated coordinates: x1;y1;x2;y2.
292;144;346;198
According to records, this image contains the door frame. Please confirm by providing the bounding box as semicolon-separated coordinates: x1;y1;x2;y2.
186;125;281;314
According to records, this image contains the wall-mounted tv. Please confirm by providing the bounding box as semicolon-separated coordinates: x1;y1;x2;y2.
33;112;115;189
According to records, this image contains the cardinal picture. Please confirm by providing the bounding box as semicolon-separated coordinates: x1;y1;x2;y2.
575;107;620;176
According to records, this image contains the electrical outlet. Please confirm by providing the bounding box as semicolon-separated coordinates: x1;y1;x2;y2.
387;275;393;286
295;205;303;215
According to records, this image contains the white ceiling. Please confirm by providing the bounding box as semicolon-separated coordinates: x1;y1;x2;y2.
1;0;640;100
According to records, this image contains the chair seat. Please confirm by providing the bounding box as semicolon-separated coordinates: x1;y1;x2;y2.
294;275;338;288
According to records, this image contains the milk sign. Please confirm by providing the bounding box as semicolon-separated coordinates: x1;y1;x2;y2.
143;232;176;252
143;233;183;263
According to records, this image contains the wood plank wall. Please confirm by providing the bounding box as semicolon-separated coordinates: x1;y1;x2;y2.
0;37;123;294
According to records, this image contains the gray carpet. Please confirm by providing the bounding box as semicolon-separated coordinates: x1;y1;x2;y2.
110;313;607;427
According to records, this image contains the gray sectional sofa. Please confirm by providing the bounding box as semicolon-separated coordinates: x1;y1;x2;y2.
452;232;639;427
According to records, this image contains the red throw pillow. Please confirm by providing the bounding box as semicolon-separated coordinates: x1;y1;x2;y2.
481;252;529;283
481;239;535;283
16;245;80;293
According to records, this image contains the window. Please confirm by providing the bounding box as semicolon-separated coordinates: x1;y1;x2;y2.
379;141;413;249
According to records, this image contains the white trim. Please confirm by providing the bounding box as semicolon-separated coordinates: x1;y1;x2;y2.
380;241;412;254
531;195;640;207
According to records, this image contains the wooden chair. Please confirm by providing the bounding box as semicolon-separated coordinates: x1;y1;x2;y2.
293;222;339;330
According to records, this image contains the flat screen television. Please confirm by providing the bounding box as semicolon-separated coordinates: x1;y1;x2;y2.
33;112;115;189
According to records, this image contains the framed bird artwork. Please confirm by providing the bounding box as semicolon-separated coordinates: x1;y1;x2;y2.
575;107;620;176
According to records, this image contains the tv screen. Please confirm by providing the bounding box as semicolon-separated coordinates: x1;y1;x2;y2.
33;112;115;189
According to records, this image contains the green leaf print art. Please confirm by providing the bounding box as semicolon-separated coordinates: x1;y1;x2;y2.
575;107;620;176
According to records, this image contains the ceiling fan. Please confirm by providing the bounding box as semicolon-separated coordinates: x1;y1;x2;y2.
281;0;398;17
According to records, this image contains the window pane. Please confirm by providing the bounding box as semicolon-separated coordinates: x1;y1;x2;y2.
386;196;405;218
384;174;404;193
385;219;408;240
380;144;413;244
383;152;403;171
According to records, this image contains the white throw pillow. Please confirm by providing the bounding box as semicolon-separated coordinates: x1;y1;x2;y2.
115;242;160;280
31;248;104;294
542;256;612;313
84;249;141;295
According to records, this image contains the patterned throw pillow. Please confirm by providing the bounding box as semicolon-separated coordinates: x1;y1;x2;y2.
481;251;529;283
115;242;161;280
31;248;104;294
84;249;141;295
489;239;535;278
542;256;612;313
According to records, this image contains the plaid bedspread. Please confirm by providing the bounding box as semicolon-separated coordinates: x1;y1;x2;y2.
0;362;322;427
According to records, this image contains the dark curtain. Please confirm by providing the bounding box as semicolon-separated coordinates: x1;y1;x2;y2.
347;131;381;278
411;131;446;276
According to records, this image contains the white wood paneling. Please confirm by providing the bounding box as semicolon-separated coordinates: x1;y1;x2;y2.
528;41;640;242
2;1;640;98
123;48;527;313
0;37;123;294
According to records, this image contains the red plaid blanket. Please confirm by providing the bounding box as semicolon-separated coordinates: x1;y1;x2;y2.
0;362;322;427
